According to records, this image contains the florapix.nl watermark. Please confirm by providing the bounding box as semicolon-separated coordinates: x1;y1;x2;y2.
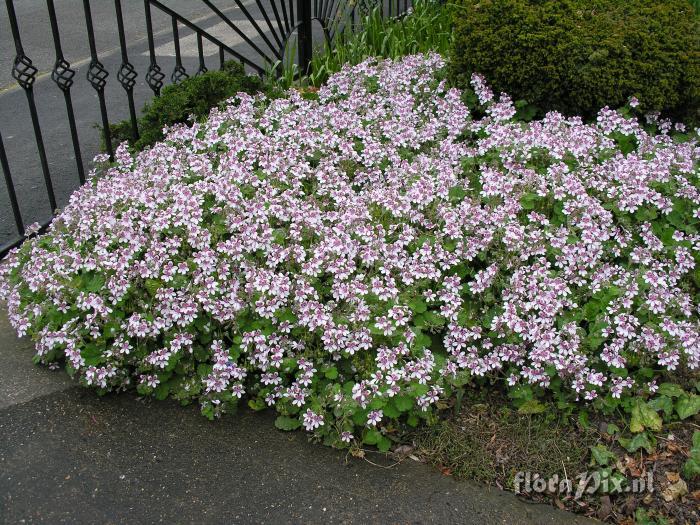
514;470;654;500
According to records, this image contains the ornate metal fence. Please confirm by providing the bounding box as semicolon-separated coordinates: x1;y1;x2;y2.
0;0;411;256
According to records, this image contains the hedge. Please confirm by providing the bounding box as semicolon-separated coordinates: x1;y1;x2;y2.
449;0;700;124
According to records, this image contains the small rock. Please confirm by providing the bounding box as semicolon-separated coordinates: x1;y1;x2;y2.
596;495;613;520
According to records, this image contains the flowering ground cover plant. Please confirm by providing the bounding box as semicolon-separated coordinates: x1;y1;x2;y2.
1;54;699;452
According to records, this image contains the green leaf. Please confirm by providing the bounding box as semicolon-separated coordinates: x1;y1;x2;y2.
352;409;369;426
611;131;637;155
647;395;673;417
517;399;546;415
369;397;386;410
80;343;104;366
248;398;266;411
408;297;428;314
274;415;301;431
275;307;298;324
83;273;105;293
676;394;700;420
605;423;620;435
634;207;658;222
377;436;392;453
394;395;413;412
590;444;616;466
618;433;654;454
196;363;213;378
683;458;700;480
412;383;429;397
144;278;163;296
81;344;103;359
324;366;339;380
630;400;662;433
102;321;121;339
363;429;381;445
657;383;685;398
448;186;467;203
582;300;601;322
201;404;215;420
154;382;170;400
520;192;538;210
413;332;432;350
423;311;446;327
383;401;400;419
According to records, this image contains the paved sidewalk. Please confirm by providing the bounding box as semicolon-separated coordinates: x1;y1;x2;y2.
0;311;596;524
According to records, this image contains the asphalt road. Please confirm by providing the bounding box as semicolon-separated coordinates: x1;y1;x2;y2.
0;310;596;524
0;0;329;250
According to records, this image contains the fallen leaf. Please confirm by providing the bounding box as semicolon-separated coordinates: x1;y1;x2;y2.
666;442;681;453
665;471;680;483
439;465;452;476
662;479;688;502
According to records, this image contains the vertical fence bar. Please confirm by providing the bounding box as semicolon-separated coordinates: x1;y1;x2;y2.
171;17;189;83
6;0;58;212
46;0;85;185
83;0;113;160
115;0;139;141
144;0;165;96
297;0;312;75
0;131;24;237
196;33;208;75
219;46;225;69
279;0;291;35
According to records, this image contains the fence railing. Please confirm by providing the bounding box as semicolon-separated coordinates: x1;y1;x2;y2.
0;0;411;257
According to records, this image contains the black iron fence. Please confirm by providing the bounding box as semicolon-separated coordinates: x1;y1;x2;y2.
0;0;411;257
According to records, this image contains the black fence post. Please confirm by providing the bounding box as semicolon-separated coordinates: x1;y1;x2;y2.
6;0;57;212
297;0;312;75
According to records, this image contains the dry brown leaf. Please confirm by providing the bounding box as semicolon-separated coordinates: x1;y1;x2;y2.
665;442;681;453
665;471;680;483
662;479;688;502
